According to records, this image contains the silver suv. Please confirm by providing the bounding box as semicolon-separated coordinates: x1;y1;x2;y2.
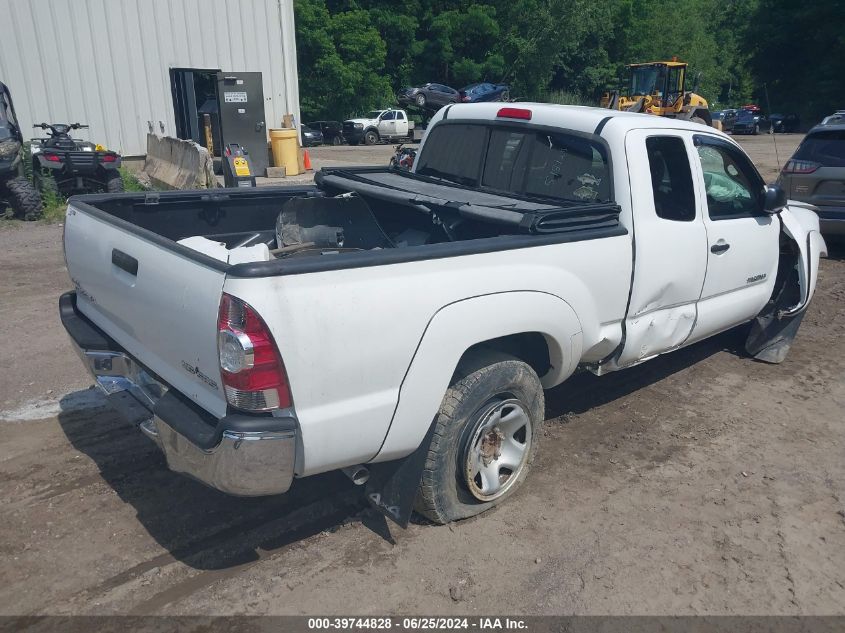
777;124;845;237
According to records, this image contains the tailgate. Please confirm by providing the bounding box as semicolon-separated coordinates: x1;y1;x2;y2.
64;204;229;418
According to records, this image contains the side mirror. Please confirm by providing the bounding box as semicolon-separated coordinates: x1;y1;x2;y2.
763;184;788;214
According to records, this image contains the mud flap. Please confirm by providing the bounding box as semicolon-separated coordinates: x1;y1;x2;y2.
745;309;806;364
364;419;437;528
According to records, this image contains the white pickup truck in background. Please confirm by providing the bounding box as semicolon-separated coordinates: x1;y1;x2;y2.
61;103;825;526
342;109;414;145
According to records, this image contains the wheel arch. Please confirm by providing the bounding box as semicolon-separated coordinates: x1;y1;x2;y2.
372;291;583;464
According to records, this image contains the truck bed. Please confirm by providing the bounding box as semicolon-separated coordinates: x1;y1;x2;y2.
70;167;624;279
63;167;632;477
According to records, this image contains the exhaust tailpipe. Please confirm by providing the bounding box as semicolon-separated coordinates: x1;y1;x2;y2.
341;465;370;486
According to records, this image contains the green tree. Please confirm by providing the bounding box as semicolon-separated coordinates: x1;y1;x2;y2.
749;0;845;121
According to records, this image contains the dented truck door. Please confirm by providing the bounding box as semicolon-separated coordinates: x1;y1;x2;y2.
616;129;708;366
685;134;780;344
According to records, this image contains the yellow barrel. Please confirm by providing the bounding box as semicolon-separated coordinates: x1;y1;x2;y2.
269;128;301;176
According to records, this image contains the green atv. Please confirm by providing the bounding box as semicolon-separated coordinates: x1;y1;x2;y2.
0;82;42;220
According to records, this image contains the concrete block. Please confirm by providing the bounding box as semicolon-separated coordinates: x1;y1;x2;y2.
143;134;217;190
266;166;286;178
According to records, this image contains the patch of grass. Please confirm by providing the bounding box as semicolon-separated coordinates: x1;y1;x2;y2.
542;90;591;106
120;166;147;192
38;170;67;223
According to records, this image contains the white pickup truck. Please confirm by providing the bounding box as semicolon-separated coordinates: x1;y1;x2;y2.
342;109;414;145
61;103;826;526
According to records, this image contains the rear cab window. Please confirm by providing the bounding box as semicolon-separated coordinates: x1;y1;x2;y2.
645;136;696;221
415;122;612;203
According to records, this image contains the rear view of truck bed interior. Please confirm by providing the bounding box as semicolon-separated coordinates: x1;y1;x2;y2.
82;167;622;266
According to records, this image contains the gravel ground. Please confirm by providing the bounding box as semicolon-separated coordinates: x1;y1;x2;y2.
1;133;843;617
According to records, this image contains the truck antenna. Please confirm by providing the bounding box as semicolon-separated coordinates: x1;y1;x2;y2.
763;83;781;173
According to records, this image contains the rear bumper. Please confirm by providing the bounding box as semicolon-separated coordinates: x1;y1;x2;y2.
59;291;297;496
817;207;845;236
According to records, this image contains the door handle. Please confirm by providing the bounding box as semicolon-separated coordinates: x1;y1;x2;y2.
710;242;730;254
112;249;138;275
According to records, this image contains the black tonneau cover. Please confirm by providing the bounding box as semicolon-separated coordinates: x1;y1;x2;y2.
315;167;621;235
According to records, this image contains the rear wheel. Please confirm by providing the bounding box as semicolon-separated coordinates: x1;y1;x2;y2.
364;130;379;146
414;352;544;524
105;171;124;193
6;177;43;220
415;93;427;108
331;135;343;146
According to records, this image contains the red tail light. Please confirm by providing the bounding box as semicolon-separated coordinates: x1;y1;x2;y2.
101;153;117;163
217;293;292;412
44;153;61;162
782;159;820;174
461;95;471;102
497;107;532;120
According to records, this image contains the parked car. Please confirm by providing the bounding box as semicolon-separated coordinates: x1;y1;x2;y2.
300;124;323;147
712;109;737;132
459;82;510;103
306;120;344;145
820;110;845;126
342;109;414;145
768;113;800;133
61;103;824;528
777;123;845;237
397;84;459;110
732;109;767;135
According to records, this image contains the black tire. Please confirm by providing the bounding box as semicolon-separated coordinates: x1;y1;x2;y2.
415;93;426;108
6;177;43;220
414;351;544;524
105;171;125;193
364;129;379;146
389;158;397;169
331;134;343;146
690;116;707;126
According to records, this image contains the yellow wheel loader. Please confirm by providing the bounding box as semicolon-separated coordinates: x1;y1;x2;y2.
600;58;713;127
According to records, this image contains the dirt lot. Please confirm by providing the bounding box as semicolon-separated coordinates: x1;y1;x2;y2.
2;134;844;616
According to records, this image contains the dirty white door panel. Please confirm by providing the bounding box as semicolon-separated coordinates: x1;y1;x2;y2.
617;130;707;366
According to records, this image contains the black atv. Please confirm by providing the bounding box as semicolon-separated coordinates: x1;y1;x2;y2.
31;122;124;196
0;82;42;220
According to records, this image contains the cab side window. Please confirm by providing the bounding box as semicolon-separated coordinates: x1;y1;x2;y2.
645;136;696;221
694;136;763;219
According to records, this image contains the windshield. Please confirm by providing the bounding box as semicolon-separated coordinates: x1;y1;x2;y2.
630;66;660;96
415;123;611;203
367;111;384;119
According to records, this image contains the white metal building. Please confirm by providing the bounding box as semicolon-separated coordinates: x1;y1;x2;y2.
0;0;300;156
